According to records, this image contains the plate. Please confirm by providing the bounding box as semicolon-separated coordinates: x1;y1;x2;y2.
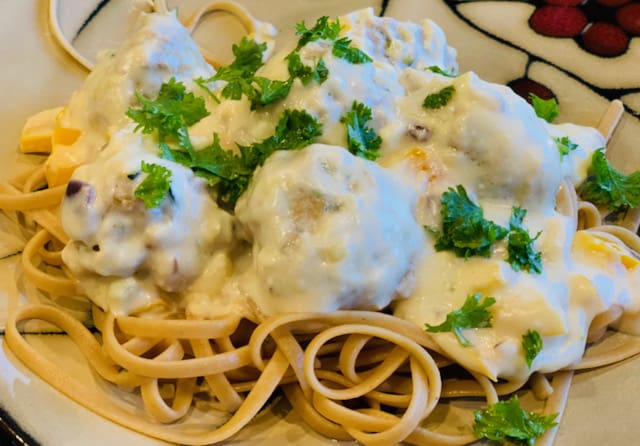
1;1;640;445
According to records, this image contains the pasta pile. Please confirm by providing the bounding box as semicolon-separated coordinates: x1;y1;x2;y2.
4;145;640;445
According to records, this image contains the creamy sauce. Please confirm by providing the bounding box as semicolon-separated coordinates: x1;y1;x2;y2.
51;13;215;173
234;143;423;316
61;128;232;314
55;8;640;383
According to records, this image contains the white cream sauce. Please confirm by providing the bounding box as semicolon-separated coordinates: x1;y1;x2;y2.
51;12;215;171
54;8;640;383
234;143;424;316
61;128;232;314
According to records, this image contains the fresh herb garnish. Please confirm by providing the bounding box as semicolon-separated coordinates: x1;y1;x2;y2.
435;185;508;258
193;77;221;103
339;101;382;160
240;108;323;168
251;77;293;108
286;53;329;85
126;77;210;150
581;148;640;213
134;161;172;209
529;93;559;123
209;37;266;102
205;16;370;109
167;109;322;209
425;293;496;347
423;85;456;109
332;36;373;64
474;396;557;446
506;207;542;274
522;329;543;369
554;136;578;159
426;65;456;77
295;16;341;50
295;16;372;64
197;38;295;109
128;79;322;209
160;133;253;209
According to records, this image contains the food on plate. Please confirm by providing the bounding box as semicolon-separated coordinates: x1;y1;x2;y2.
3;2;640;445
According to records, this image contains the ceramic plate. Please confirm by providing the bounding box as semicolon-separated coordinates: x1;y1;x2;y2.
1;1;640;445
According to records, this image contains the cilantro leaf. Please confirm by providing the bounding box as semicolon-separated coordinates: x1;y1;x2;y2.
581;148;640;212
134;161;172;209
506;207;542;274
126;77;209;146
339;101;382;160
529;93;559;123
554;136;578;159
295;16;341;50
425;293;496;347
474;396;557;446
426;65;456;77
522;329;543;369
423;85;456;109
435;185;508;258
332;37;373;64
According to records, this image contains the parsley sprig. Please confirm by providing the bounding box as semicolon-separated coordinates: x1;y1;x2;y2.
238;109;324;168
554;136;578;159
433;187;543;272
127;79;322;209
286;53;329;85
506;207;542;274
435;185;508;258
160;133;253;209
167;109;322;209
426;65;457;77
474;396;557;446
197;16;371;110
126;77;209;150
521;329;543;369
425;293;496;347
295;16;372;64
295;16;341;50
340;101;382;160
423;85;456;109
529;93;559;123
581;148;640;213
200;37;295;110
134;162;172;209
332;36;372;64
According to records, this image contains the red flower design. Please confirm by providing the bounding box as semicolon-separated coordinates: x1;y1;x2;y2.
582;22;630;56
529;6;588;37
529;0;639;57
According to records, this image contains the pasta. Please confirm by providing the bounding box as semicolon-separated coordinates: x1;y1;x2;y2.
3;2;640;445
